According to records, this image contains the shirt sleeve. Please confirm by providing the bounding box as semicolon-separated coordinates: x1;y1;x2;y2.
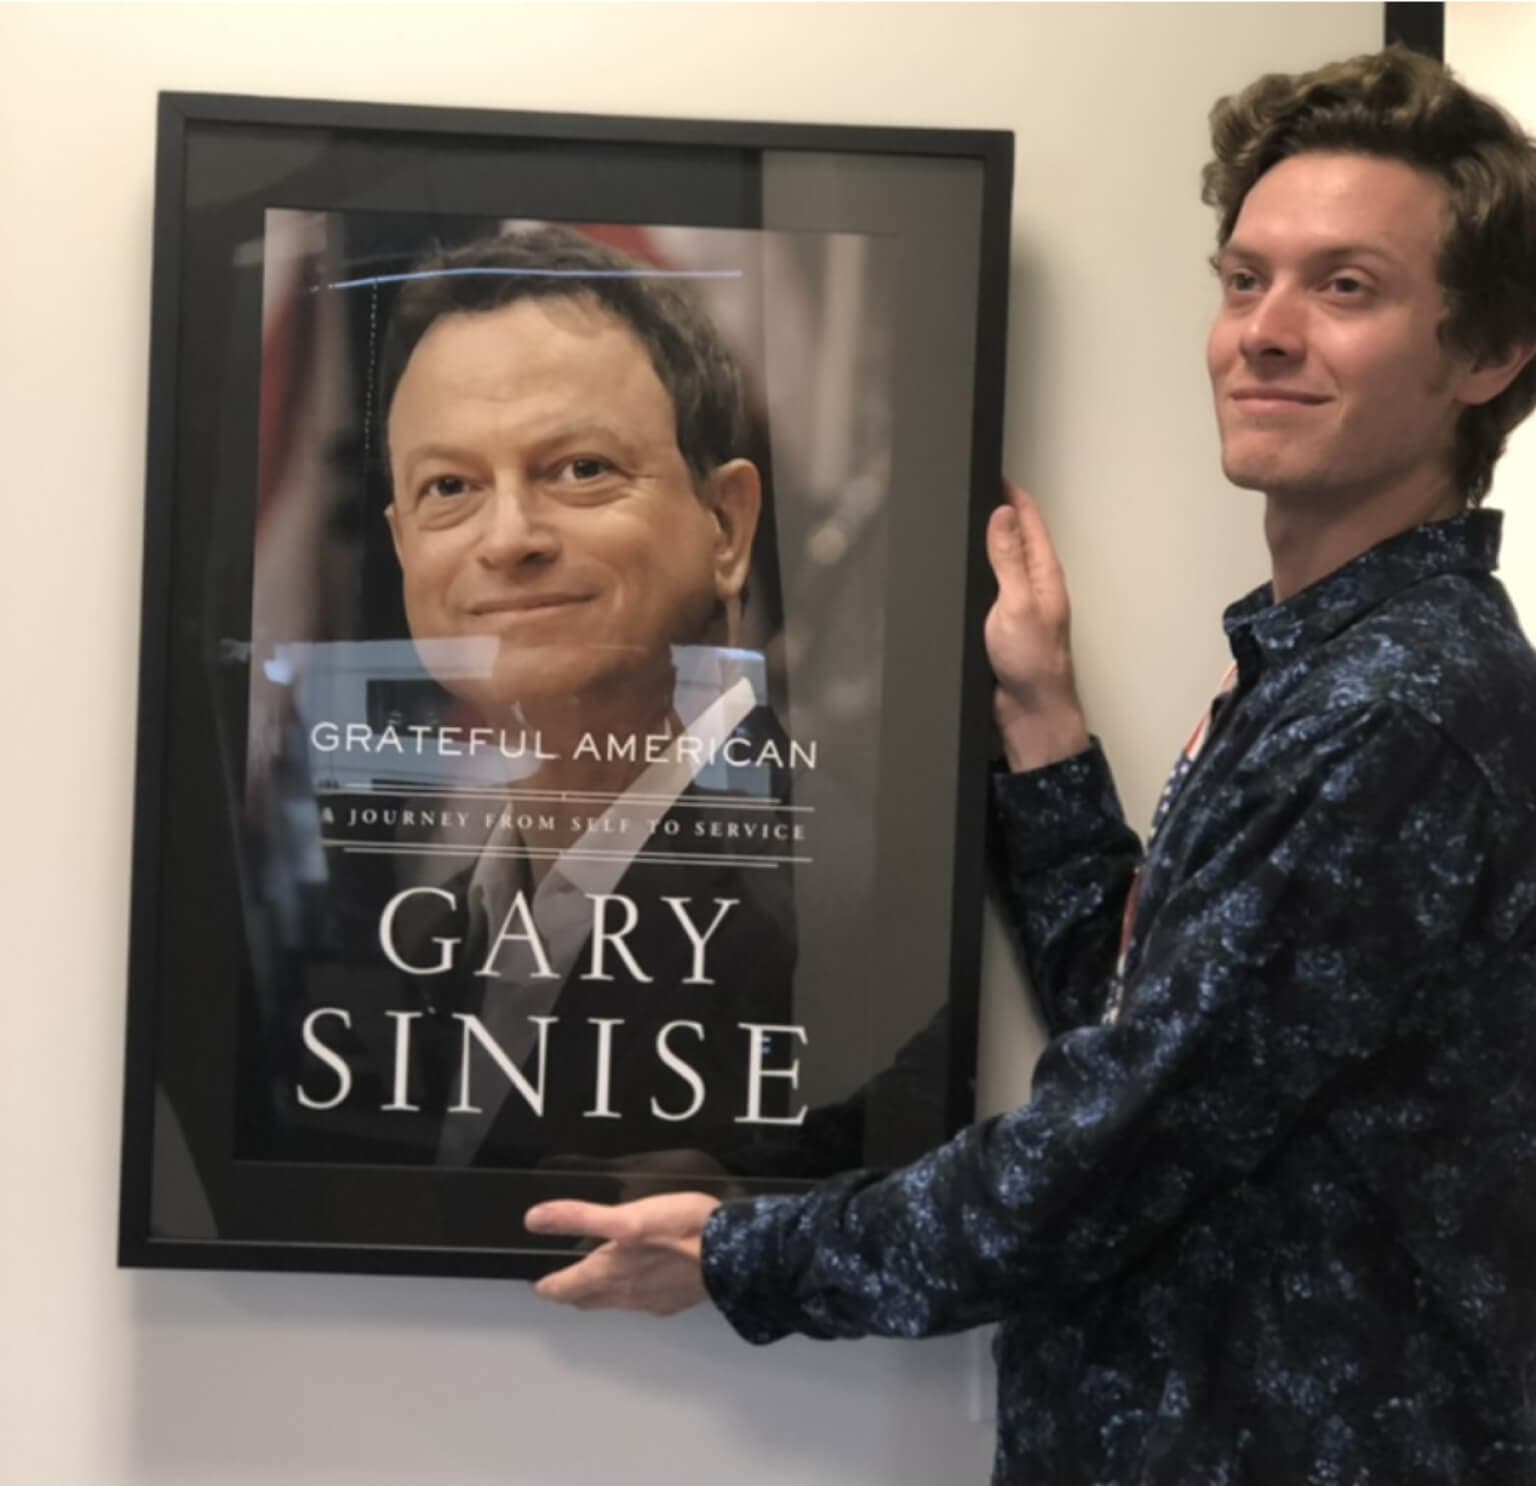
701;703;1506;1343
987;741;1144;1034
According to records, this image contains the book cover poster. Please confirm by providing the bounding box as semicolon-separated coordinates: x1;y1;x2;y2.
234;208;905;1177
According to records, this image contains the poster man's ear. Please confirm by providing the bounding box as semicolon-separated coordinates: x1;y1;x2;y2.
705;459;762;603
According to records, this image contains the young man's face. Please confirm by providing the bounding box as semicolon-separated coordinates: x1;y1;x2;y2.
385;295;758;722
1207;151;1476;510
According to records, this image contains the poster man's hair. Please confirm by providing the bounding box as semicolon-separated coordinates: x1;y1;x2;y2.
377;225;754;485
1202;45;1536;506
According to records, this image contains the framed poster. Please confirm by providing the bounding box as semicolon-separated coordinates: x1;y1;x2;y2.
118;92;1013;1279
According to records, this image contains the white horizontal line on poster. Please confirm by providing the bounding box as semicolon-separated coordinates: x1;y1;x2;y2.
319;267;746;292
323;840;810;868
315;785;812;813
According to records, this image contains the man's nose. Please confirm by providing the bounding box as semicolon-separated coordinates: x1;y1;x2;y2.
1239;285;1307;362
476;480;561;568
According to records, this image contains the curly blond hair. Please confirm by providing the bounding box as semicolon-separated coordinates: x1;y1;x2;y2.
1202;46;1536;505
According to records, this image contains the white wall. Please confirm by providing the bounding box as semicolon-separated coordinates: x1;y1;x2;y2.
0;5;1381;1484
1447;3;1536;627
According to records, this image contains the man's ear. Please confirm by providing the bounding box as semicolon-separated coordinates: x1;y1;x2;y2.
1459;340;1536;408
703;459;762;603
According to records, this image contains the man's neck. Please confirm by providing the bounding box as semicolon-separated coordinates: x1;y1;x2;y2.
1264;470;1464;602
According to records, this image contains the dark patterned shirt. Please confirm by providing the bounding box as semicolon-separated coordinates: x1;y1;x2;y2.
702;510;1536;1484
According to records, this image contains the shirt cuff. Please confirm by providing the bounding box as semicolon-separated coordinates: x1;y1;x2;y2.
700;1195;799;1344
991;738;1129;863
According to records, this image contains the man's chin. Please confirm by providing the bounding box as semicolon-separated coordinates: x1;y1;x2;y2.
456;664;674;729
1220;450;1307;497
456;676;603;718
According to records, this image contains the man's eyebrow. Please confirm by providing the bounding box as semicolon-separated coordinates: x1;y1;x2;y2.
537;419;644;450
396;424;646;471
1213;242;1402;270
396;441;481;469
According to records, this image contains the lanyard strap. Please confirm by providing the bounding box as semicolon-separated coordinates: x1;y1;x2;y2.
1107;661;1240;1018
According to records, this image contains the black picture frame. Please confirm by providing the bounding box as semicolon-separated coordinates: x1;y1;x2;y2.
118;91;1014;1280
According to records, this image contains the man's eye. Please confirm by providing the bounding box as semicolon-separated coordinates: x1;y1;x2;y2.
422;475;471;500
561;457;615;482
1327;275;1366;296
1225;270;1260;294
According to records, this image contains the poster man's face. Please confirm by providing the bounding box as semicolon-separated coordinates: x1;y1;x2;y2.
1206;151;1489;510
385;295;759;720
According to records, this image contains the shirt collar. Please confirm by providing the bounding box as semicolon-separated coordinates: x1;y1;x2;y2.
1221;509;1503;670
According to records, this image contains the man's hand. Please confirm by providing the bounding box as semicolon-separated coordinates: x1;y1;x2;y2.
525;1193;721;1315
985;483;1090;772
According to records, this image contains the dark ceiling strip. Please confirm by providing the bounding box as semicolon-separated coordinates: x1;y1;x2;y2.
1386;2;1445;60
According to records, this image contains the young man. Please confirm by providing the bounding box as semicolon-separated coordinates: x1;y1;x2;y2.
526;48;1536;1484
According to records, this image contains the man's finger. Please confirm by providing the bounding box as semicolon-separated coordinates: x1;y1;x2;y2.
525;1199;635;1242
987;492;1030;601
533;1245;622;1306
990;482;1065;606
1006;484;1067;599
